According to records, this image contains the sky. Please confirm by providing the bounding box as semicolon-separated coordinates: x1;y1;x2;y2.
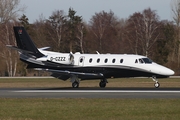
20;0;173;23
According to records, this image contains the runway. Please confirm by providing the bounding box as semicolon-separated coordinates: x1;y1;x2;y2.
1;87;180;98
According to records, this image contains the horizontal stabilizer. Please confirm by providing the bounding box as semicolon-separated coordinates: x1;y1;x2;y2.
38;47;50;50
6;45;33;54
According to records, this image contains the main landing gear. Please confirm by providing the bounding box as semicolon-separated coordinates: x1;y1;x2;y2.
99;78;108;88
152;76;160;88
71;76;108;88
70;75;80;88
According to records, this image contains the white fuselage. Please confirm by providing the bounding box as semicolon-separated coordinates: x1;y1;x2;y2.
38;49;174;77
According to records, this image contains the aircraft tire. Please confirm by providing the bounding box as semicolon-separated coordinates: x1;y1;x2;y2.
99;81;106;88
72;81;79;88
154;82;160;88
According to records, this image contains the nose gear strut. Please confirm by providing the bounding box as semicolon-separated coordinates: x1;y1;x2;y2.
152;76;160;88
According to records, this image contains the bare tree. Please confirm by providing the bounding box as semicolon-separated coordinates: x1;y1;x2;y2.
90;11;108;52
47;10;66;52
33;14;48;47
141;8;160;56
171;0;180;67
66;8;82;52
89;10;119;53
0;0;25;76
76;23;85;53
0;0;25;23
125;8;160;57
0;23;18;76
171;0;180;27
124;12;143;54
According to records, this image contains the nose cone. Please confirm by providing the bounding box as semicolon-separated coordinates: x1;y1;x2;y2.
166;68;174;76
167;69;175;76
153;63;175;76
161;67;174;76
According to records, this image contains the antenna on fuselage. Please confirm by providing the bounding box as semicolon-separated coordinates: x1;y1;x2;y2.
96;51;100;54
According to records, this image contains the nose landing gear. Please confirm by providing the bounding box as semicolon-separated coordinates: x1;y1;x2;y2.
152;76;160;88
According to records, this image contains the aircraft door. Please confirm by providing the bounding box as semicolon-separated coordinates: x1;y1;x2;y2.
79;56;85;66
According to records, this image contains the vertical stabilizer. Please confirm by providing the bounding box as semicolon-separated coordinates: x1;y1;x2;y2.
13;26;44;58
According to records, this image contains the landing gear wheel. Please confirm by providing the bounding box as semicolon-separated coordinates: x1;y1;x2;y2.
99;81;106;88
154;82;160;88
99;78;108;88
70;75;80;88
152;76;160;88
72;81;79;88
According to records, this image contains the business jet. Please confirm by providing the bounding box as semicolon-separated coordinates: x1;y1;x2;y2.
7;26;174;88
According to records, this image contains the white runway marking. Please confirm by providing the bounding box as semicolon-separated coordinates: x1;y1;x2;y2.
12;90;180;93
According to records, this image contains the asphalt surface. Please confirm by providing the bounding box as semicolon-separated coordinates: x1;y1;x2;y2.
1;87;180;98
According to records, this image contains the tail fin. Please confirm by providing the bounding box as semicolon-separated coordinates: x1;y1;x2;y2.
13;26;44;58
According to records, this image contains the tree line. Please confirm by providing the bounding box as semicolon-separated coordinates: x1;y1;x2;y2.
0;0;180;76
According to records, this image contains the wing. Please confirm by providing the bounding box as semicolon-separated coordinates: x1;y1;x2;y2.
35;68;104;80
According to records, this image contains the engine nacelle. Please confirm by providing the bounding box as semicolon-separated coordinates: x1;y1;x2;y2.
47;53;74;65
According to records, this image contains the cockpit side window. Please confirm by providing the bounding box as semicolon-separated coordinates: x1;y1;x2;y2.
135;59;138;63
139;59;144;64
142;58;152;64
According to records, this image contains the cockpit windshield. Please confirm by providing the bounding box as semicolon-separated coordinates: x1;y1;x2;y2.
142;58;153;64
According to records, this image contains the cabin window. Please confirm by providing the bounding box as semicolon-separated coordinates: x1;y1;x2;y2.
139;59;144;64
97;58;100;63
80;58;83;63
89;58;92;63
104;58;108;63
120;59;123;63
112;59;116;63
135;59;138;63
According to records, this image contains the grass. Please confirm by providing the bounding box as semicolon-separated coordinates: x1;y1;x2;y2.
0;77;180;88
0;77;180;120
0;98;180;120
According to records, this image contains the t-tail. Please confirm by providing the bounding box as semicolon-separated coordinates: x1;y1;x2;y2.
7;26;44;58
